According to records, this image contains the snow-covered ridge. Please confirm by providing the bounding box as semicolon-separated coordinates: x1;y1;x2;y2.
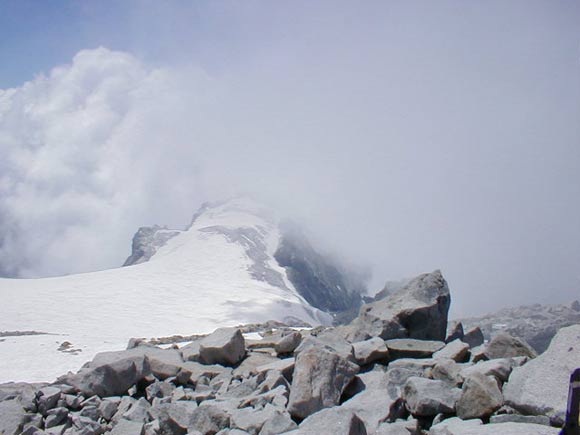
0;198;333;383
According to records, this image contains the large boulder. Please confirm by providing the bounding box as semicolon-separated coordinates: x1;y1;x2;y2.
199;328;246;366
345;271;451;342
63;352;151;397
287;346;359;419
503;324;580;418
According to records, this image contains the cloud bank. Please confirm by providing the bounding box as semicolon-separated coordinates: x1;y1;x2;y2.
1;1;579;317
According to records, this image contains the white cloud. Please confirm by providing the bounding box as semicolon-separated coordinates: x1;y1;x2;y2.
0;47;212;277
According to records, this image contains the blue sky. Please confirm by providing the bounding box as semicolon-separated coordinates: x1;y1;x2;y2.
0;1;579;316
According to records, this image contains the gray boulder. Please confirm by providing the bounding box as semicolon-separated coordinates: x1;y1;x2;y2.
446;321;464;343
402;377;461;417
463;327;485;348
503;324;580;418
456;372;503;419
460;358;513;383
294;331;354;362
274;332;302;355
433;339;470;362
431;358;463;386
199;328;246;366
345;270;450;342
484;333;537;360
386;339;445;360
0;400;27;435
110;419;144;435
64;352;151;397
352;337;389;365
288;407;367;435
287;346;359;419
341;370;395;433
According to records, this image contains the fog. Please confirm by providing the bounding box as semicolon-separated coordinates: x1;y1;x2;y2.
0;1;579;317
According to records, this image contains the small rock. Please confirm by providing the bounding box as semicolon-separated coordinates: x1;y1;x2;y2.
490;414;551;426
274;332;302;355
291;407;367;435
446;321;464;343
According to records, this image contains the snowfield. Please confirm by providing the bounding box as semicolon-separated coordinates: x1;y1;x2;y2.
0;198;331;383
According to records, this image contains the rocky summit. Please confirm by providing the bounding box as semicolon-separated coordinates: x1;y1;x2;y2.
0;270;573;435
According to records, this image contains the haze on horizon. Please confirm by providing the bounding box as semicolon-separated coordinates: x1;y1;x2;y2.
0;1;579;318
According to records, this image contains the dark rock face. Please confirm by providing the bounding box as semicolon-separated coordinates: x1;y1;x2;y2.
274;224;367;314
344;270;451;342
123;225;180;266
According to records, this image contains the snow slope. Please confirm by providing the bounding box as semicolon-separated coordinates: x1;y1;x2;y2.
0;198;331;383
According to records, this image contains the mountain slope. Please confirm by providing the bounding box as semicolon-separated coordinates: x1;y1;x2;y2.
0;198;356;383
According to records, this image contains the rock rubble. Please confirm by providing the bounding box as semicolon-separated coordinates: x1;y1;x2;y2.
0;270;571;435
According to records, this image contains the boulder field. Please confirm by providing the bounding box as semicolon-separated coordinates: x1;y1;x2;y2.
0;270;573;435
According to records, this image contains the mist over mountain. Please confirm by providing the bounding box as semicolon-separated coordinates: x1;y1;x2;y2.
0;2;579;319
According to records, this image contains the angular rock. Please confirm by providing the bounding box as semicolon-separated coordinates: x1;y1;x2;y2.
255;359;295;382
484;333;537;360
289;407;367;435
433;339;470;362
352;337;389;365
232;353;280;379
456;372;503;419
63;352;151;397
503;324;580;418
431;358;463;386
345;270;451;342
341;369;394;432
187;402;231;435
463;327;485;348
98;398;119;421
45;407;68;428
274;332;302;355
259;409;297;435
386;339;444;360
38;387;62;415
294;331;354;362
199;328;246;366
180;340;202;363
146;381;175;401
460;358;513;383
287;346;359;419
123;397;151;423
402;377;461;417
446;321;464;343
110;419;144;435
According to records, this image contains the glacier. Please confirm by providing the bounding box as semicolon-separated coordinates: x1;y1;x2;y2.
0;198;340;383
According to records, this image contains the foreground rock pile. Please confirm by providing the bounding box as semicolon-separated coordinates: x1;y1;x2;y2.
0;271;575;435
